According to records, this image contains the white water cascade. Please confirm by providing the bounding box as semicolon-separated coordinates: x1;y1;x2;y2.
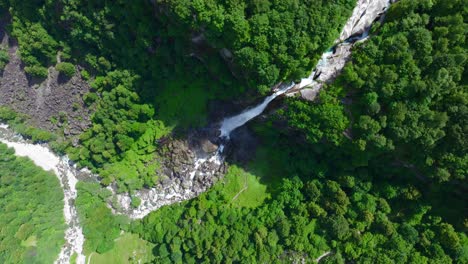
0;125;86;264
219;82;294;138
0;1;394;263
219;0;392;139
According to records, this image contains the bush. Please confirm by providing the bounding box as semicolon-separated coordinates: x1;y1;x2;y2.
0;106;19;122
0;48;9;70
56;62;75;77
131;196;141;208
25;65;48;78
80;69;90;80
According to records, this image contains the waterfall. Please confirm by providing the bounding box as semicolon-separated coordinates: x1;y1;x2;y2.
219;82;295;138
217;49;336;139
0;2;395;261
218;0;391;139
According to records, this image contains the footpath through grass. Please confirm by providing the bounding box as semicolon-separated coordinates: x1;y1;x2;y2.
221;165;270;208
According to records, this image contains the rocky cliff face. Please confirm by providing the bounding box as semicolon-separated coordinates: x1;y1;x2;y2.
0;29;91;137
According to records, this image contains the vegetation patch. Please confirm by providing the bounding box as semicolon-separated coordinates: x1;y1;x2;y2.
0;143;65;264
222;165;269;208
75;182;130;254
55;62;76;77
85;233;155;264
0;48;9;70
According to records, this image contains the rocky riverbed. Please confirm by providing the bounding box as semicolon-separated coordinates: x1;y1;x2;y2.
108;134;227;219
287;0;393;101
0;124;87;264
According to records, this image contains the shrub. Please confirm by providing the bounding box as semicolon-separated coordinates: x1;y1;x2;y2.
56;62;75;77
81;69;90;80
25;65;48;78
0;48;9;70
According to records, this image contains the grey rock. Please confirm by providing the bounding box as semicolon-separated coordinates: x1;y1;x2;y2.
0;31;92;135
300;88;320;101
200;139;218;153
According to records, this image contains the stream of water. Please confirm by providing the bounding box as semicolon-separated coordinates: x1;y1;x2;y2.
219;82;295;138
0;1;392;263
0;125;86;264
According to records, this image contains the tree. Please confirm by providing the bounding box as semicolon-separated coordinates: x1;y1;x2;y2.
55;62;75;77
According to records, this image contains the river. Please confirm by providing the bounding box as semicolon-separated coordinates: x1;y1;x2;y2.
0;0;392;263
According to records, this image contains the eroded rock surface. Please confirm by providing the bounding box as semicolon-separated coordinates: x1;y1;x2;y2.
339;0;390;42
0;31;91;136
288;0;391;101
110;134;226;219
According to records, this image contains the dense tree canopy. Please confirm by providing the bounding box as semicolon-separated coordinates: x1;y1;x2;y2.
0;0;466;263
159;0;355;92
336;0;467;184
75;182;129;254
0;143;65;264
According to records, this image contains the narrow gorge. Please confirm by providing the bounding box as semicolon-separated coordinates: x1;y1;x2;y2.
0;1;395;263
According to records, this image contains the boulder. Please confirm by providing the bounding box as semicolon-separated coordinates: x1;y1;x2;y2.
338;0;390;42
220;48;233;60
201;139;218;153
300;88;320;101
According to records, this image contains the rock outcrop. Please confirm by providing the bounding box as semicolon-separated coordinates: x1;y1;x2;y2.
0;30;91;136
288;0;392;101
338;0;390;42
110;131;226;219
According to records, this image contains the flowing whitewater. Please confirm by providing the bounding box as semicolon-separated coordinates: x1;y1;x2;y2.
218;49;334;138
0;1;394;263
219;82;295;138
218;0;392;138
0;124;86;264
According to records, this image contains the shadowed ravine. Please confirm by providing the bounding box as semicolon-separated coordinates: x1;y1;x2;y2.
0;1;393;263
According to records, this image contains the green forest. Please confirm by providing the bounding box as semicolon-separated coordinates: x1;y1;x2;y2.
0;0;467;263
0;143;65;264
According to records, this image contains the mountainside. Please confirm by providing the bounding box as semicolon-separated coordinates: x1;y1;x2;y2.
0;0;466;263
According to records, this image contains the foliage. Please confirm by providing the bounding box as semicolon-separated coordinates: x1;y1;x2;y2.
56;62;76;77
0;48;9;70
159;0;355;92
1;0;466;262
68;71;171;191
285;89;349;146
333;0;467;184
0;106;57;143
10;18;58;78
1;0;356;190
85;232;155;264
75;182;129;254
0;143;65;264
134;126;467;263
132;1;467;262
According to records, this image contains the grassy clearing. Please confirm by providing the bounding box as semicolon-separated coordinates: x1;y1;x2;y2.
221;165;269;208
85;233;154;264
20;236;37;247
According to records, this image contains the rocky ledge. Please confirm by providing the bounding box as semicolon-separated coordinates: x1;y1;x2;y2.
109;128;226;219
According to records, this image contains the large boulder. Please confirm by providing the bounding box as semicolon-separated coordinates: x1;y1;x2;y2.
338;0;390;42
300;88;320;101
201;139;218;153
